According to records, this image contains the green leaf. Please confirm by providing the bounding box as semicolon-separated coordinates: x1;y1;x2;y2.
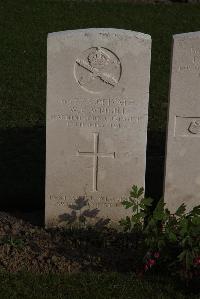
181;236;192;247
119;216;131;231
179;218;188;235
137;187;144;198
165;208;170;216
190;205;200;216
153;199;165;221
145;217;156;229
175;203;186;217
131;213;142;224
122;200;133;209
130;185;138;198
191;216;200;225
139;211;146;218
168;232;177;242
140;197;154;207
130;186;144;199
178;251;186;262
132;205;138;213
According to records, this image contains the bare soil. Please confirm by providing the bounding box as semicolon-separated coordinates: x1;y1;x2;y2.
0;211;143;274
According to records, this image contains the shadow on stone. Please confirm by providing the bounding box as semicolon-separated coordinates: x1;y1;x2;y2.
59;196;110;229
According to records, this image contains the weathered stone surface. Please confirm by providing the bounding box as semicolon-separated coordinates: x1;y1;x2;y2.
46;28;151;227
164;32;200;212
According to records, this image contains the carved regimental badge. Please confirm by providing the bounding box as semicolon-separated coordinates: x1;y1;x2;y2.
188;120;200;134
74;47;122;93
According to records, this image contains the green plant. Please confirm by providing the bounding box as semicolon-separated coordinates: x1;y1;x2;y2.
0;236;25;249
120;186;200;281
119;185;153;231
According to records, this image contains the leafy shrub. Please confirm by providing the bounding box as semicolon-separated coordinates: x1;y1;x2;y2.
120;186;200;281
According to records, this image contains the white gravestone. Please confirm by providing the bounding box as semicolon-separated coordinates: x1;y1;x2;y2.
164;32;200;212
46;28;151;227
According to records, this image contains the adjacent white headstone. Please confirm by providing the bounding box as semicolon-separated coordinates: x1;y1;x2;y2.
46;28;151;227
164;32;200;212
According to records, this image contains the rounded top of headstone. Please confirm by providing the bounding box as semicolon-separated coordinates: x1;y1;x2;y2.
48;28;151;41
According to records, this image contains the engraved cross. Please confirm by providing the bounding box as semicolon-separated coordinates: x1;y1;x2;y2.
77;133;115;192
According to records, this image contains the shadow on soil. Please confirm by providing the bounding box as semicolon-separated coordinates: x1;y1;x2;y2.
0;127;165;225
